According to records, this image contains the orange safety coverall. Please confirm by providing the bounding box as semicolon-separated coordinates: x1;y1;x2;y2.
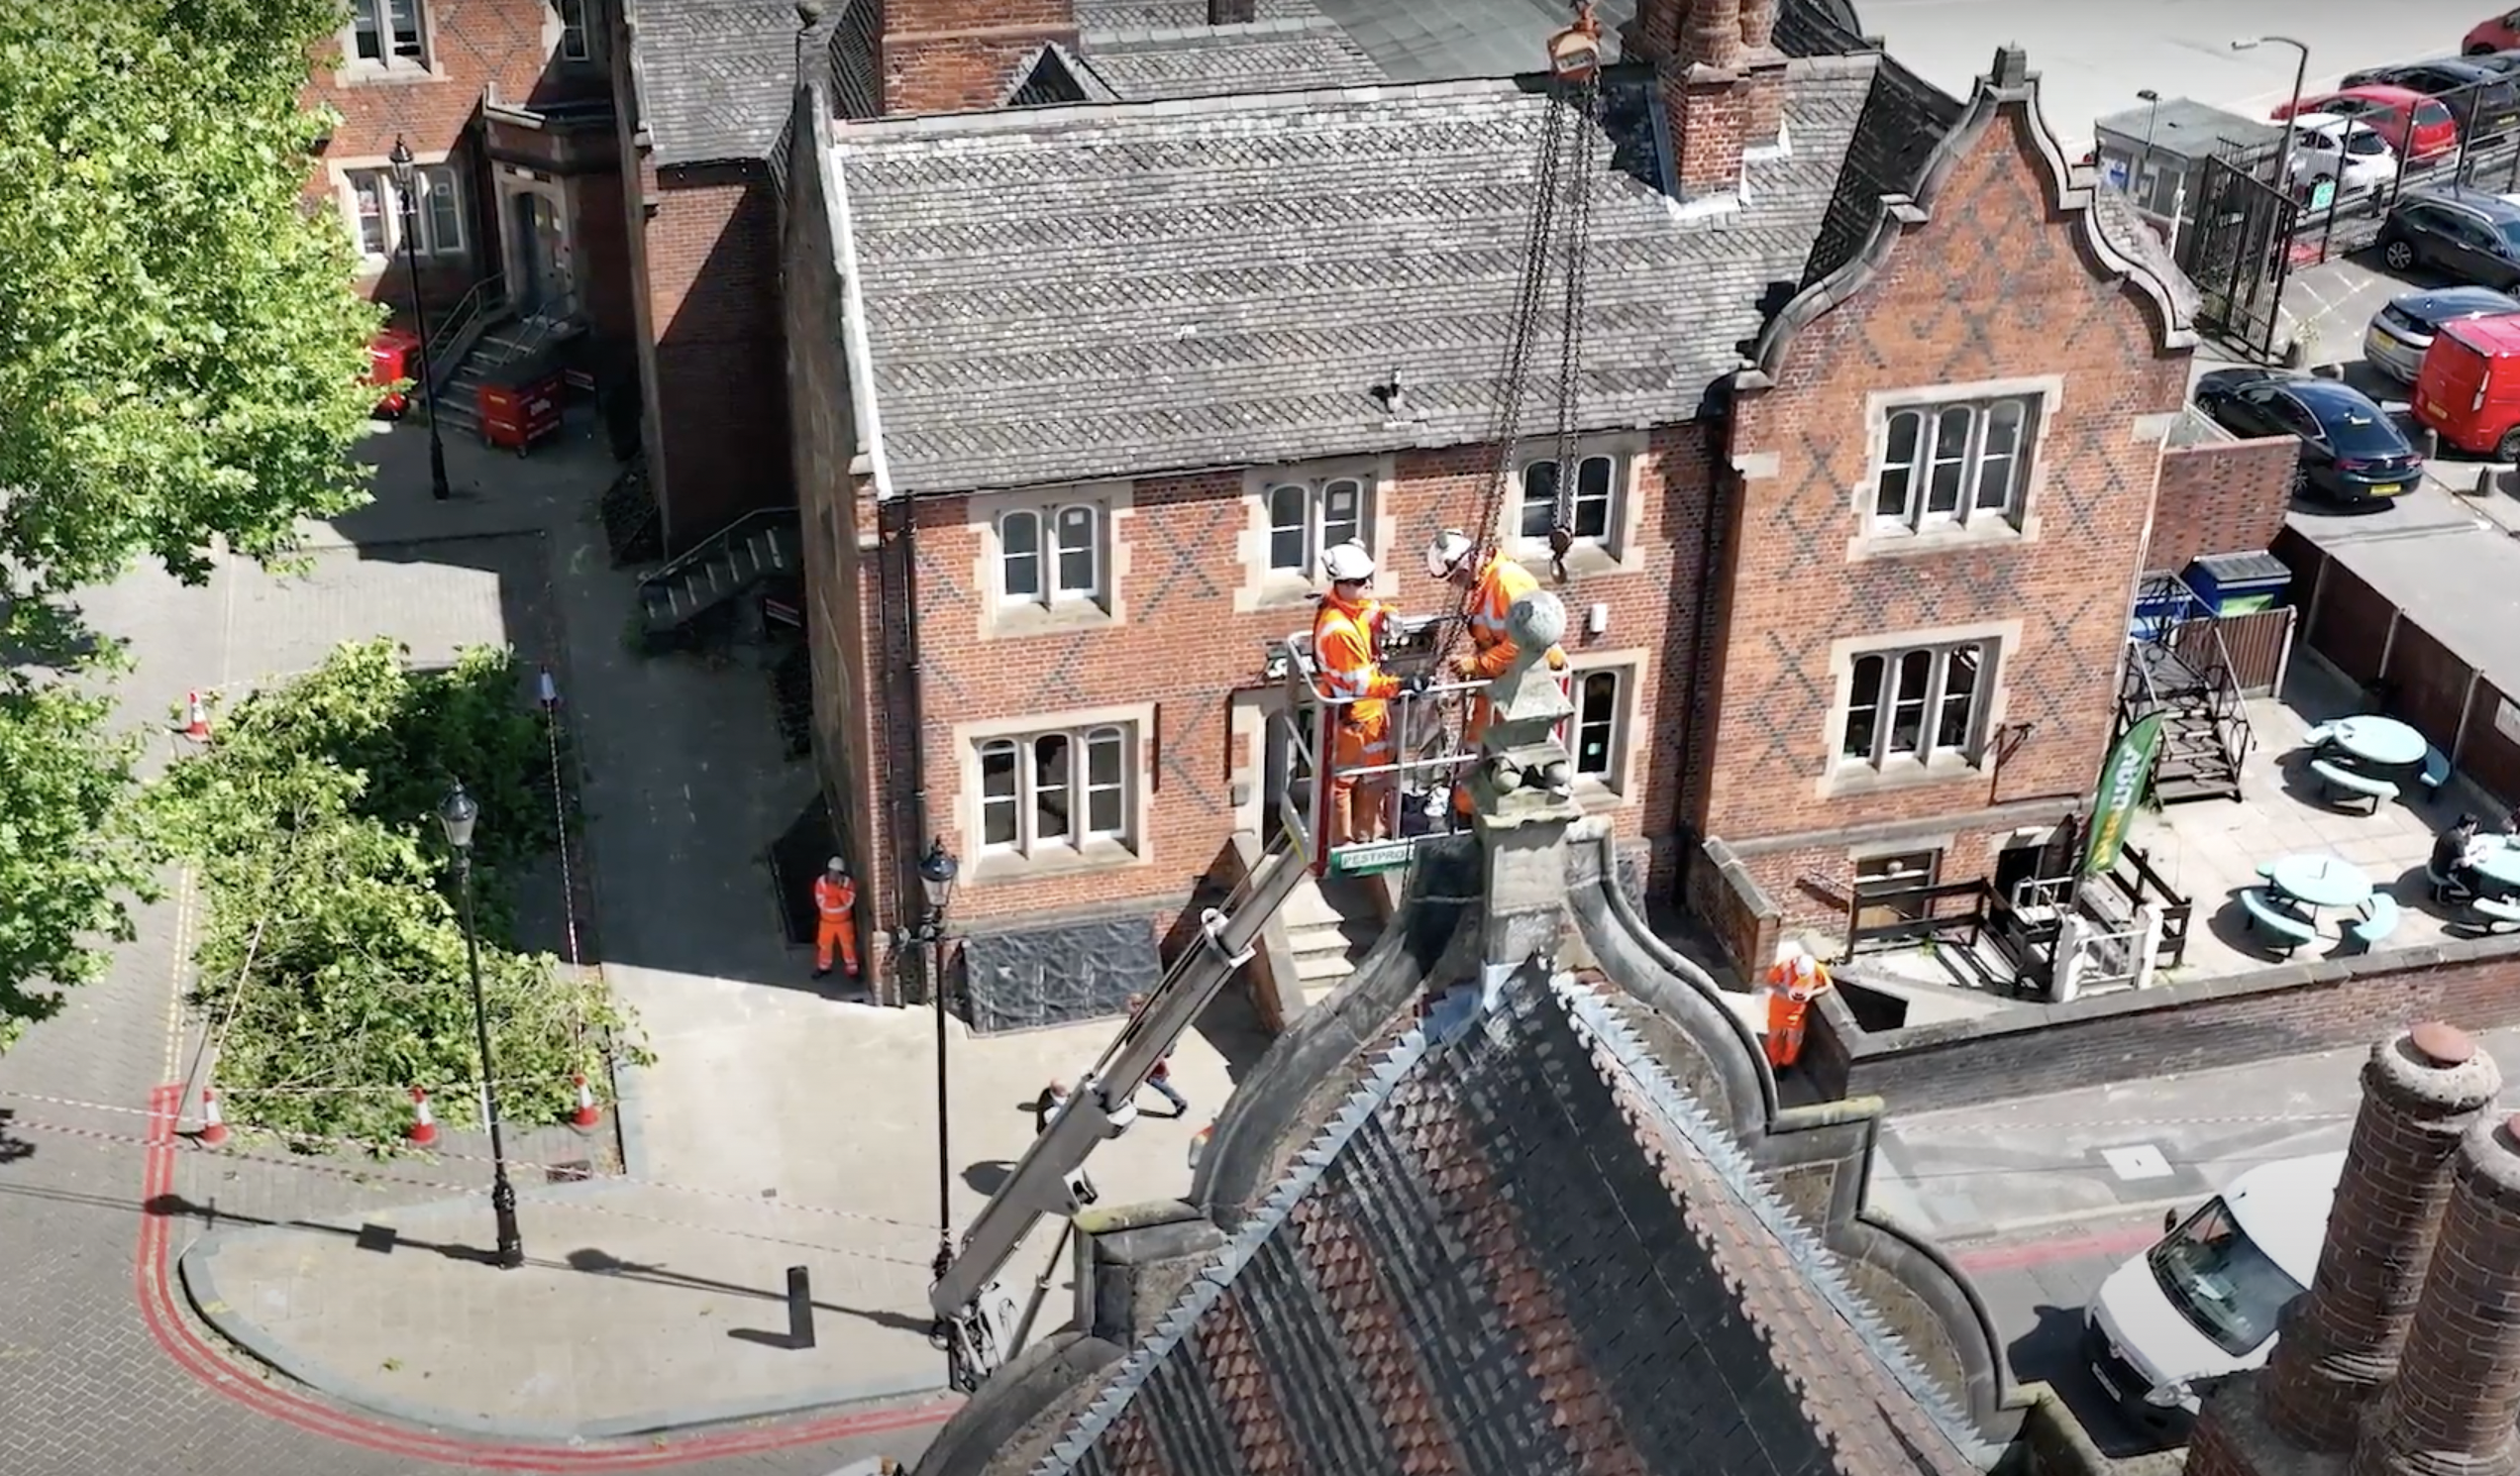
1454;554;1564;814
812;873;859;976
1762;958;1832;1069
1313;591;1402;845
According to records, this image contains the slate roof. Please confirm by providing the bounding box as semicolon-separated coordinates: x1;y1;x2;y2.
1027;975;1990;1476
631;0;840;166
830;58;1881;494
1076;25;1385;100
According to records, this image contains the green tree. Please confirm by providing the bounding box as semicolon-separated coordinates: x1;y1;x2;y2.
0;0;379;1044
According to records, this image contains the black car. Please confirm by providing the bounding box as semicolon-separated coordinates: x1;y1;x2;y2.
2191;370;2424;502
2342;57;2520;138
2375;187;2520;287
2463;49;2520;77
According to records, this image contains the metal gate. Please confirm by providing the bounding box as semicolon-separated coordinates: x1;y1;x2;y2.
2178;150;2298;362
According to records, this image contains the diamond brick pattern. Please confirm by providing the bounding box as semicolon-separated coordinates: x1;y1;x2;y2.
836;62;1877;495
1013;977;1982;1476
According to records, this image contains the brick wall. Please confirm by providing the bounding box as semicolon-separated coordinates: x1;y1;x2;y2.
572;166;638;360
1685;838;1779;975
877;0;1076;115
2148;433;2298;570
892;423;1720;935
1811;937;2520;1112
1710;105;2188;853
644;164;791;548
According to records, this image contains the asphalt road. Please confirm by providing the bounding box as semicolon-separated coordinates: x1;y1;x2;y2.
1870;0;2508;152
1954;1218;2197;1459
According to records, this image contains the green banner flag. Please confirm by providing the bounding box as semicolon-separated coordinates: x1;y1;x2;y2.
2082;714;2164;877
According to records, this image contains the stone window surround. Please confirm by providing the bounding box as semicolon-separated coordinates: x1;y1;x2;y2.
1847;374;2064;562
1498;431;1649;580
557;0;595;62
334;0;444;81
332;153;467;268
956;701;1159;886
968;480;1135;641
1564;648;1649;809
1233;455;1400;613
1814;617;2021;800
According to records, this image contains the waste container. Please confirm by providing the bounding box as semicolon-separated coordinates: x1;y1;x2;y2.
367;328;421;417
477;355;565;456
2183;552;2292;616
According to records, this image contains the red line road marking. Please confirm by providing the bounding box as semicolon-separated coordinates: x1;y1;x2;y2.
136;1086;957;1470
1949;1222;2165;1275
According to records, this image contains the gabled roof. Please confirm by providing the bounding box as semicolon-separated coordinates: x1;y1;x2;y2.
827;58;1881;495
630;0;840;167
1026;974;1990;1476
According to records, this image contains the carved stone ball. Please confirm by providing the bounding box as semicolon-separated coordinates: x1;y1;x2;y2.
1506;589;1568;651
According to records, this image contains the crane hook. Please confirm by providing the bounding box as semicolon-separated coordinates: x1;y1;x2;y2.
1546;524;1575;583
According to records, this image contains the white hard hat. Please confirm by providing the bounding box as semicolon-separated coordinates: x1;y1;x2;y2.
1321;542;1376;582
1424;529;1477;580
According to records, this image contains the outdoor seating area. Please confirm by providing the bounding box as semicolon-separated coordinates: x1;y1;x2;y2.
2299;715;2450;814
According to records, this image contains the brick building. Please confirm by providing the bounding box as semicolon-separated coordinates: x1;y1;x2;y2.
772;0;2243;1024
307;0;633;373
2182;1020;2520;1476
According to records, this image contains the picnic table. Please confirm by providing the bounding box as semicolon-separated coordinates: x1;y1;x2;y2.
2472;835;2520;893
2269;854;2373;911
2325;716;2427;770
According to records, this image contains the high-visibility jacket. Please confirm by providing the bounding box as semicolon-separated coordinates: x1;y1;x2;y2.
1463;555;1545;679
1764;957;1831;1004
812;874;856;919
1312;592;1400;729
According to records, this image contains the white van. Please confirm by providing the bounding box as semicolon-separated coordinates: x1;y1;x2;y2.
2084;1152;2346;1432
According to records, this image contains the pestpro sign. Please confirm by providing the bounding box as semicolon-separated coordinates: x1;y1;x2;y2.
2081;714;2164;877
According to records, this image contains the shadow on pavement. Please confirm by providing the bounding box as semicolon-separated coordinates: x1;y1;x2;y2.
0;1107;31;1165
962;1161;1012;1197
563;1246;932;1334
2008;1302;2187;1461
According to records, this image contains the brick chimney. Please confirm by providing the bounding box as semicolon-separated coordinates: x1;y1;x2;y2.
1628;0;1788;199
1208;0;1255;23
879;0;1078;116
2186;1024;2501;1476
2350;1111;2520;1476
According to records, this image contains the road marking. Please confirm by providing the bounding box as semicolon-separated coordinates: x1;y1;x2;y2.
2101;1143;2176;1181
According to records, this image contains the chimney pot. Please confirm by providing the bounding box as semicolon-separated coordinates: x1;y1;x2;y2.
2258;1029;2502;1453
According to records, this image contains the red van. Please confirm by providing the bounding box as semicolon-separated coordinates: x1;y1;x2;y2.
2414;311;2520;459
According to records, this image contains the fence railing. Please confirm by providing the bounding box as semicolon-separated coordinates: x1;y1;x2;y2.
1838;877;1990;960
2252;76;2520;272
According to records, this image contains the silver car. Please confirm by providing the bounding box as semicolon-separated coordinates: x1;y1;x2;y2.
2365;284;2520;381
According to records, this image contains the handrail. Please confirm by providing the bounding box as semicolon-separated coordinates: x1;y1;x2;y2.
500;289;582;365
639;505;795;586
428;273;505;369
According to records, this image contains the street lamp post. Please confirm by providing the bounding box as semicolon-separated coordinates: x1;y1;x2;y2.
440;783;525;1269
905;839;961;1324
387;137;454;503
2232;37;2311;194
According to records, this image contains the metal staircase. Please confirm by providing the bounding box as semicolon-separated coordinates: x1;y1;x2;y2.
634;508;800;654
2122;572;2254;804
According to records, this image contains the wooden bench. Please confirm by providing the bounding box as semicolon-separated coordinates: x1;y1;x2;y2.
2310;758;2398;812
2352;893;2401;946
2474;895;2520;931
2242;887;2319;955
2421;748;2451;791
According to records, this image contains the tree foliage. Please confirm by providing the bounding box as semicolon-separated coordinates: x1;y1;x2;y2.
152;641;649;1146
0;0;382;1045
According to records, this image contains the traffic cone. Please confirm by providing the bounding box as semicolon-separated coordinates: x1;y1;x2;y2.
406;1087;438;1147
569;1072;601;1132
179;690;211;743
1186;1121;1214;1173
198;1089;230;1147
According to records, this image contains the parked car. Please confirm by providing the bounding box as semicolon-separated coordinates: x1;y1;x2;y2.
2462;47;2520;75
2192;370;2425;501
2413;311;2520;458
2340;57;2520;138
2467;9;2520;55
2375;186;2520;285
2276;86;2461;161
2364;283;2520;380
2285;113;2398;197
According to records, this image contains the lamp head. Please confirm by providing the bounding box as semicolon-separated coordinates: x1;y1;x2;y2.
439;782;479;851
917;838;959;914
387;134;415;185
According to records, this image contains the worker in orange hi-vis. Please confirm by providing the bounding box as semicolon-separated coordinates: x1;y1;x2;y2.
1312;542;1427;848
1762;944;1833;1070
1425;529;1566;817
810;857;859;979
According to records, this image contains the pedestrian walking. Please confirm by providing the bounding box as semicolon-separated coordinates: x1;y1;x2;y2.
1761;943;1832;1071
1126;995;1192;1115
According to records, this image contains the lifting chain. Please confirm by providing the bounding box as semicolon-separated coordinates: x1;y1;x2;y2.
1544;73;1603;584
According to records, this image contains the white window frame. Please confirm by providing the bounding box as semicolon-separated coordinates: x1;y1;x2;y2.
343;164;466;263
957;705;1157;881
996;500;1104;608
974;483;1132;637
558;0;593;61
1838;641;1995;773
1498;433;1642;574
1262;473;1371;579
1873;395;2037;533
1561;650;1647;804
343;0;431;70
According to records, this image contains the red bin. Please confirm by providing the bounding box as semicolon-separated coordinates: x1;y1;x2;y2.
477;366;565;456
367;328;421;417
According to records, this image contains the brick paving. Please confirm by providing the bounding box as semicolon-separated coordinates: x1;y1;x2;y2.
0;418;948;1474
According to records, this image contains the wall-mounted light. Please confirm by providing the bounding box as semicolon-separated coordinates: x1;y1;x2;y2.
1586;602;1610;637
